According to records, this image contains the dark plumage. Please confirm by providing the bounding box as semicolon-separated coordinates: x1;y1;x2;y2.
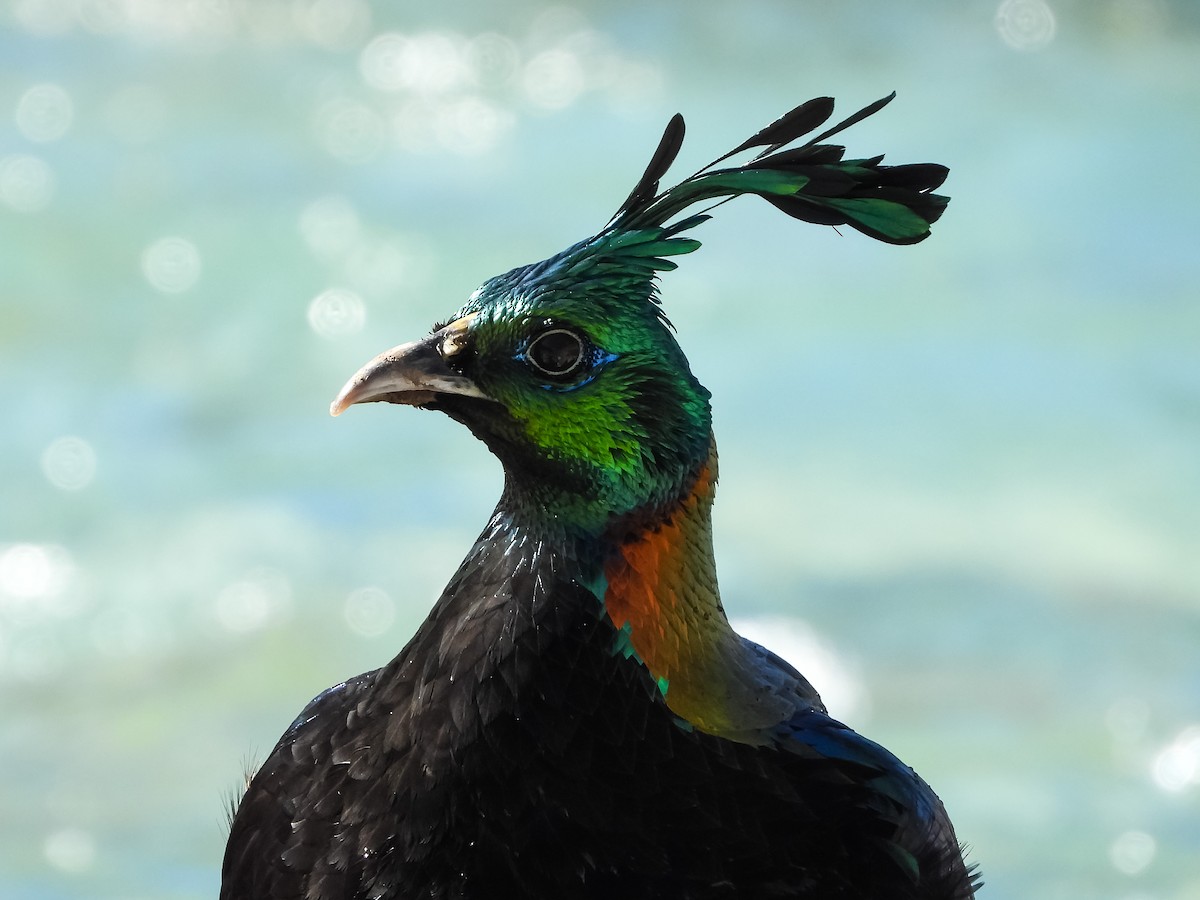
222;93;977;899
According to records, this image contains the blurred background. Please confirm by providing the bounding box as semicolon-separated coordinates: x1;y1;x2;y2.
2;0;1198;897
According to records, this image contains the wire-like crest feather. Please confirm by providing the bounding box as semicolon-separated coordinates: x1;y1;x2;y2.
476;93;950;329
609;92;949;247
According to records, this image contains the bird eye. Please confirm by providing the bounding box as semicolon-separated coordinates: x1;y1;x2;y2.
526;328;586;378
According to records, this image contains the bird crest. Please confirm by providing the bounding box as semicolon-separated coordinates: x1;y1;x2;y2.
475;92;949;328
611;91;948;244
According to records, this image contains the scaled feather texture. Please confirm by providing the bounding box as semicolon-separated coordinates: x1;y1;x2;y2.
222;93;977;900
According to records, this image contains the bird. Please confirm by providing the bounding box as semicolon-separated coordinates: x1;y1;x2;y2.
221;92;978;900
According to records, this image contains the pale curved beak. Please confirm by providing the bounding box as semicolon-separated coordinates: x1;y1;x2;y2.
329;316;490;416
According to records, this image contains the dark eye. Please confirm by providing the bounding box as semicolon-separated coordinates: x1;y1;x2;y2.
526;328;586;378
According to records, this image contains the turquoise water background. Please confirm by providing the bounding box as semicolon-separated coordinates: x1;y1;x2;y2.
3;1;1199;897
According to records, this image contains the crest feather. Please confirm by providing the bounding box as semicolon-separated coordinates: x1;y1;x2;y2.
608;92;949;246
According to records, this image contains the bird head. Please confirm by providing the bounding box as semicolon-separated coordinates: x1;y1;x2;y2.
331;93;948;537
330;226;713;535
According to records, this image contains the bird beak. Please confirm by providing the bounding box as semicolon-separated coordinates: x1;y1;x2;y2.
330;315;489;416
